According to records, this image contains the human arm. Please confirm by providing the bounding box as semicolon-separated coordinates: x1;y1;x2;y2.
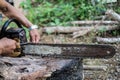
0;37;16;56
0;0;40;43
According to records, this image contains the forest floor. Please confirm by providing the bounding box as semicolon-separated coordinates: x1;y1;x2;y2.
40;32;120;80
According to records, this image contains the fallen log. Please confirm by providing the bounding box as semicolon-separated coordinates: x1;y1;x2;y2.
41;25;119;35
0;56;83;80
106;9;120;23
70;21;118;25
95;37;120;43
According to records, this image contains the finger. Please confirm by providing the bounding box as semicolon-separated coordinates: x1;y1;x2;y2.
10;42;17;49
30;29;40;43
32;35;36;43
15;42;20;48
35;35;40;43
29;33;35;43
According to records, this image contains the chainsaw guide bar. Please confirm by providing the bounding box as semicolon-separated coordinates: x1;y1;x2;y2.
21;43;116;59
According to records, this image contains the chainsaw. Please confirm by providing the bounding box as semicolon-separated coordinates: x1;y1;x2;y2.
0;19;116;59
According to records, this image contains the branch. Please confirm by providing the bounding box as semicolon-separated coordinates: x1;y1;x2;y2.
95;37;120;43
72;25;119;38
106;9;120;22
72;28;94;38
83;65;107;71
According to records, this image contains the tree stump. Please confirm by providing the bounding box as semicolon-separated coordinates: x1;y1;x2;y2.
0;56;83;80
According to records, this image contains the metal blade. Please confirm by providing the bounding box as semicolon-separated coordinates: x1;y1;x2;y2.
21;43;116;59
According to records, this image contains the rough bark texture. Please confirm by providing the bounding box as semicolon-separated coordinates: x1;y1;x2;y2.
0;56;83;80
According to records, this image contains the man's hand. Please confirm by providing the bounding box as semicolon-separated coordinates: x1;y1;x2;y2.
0;37;17;56
30;29;40;43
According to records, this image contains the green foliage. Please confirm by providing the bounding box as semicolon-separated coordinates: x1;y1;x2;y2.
115;7;120;13
20;0;107;26
112;30;120;36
